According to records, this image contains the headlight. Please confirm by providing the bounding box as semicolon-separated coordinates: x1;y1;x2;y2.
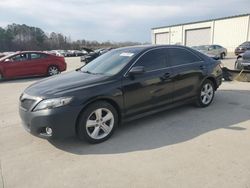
33;97;73;111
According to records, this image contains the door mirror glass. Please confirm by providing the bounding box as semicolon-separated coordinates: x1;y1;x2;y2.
128;66;145;76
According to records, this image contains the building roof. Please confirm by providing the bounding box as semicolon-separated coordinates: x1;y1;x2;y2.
152;13;250;30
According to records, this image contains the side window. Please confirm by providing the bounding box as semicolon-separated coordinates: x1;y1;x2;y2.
136;49;167;72
11;53;28;62
215;45;221;49
30;53;42;60
168;48;201;66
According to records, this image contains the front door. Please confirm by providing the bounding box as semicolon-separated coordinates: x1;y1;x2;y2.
122;48;174;117
4;53;30;78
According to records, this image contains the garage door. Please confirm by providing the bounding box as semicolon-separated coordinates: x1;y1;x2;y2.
155;32;169;44
185;28;211;47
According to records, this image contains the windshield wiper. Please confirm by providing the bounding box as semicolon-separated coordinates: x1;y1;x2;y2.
81;70;93;74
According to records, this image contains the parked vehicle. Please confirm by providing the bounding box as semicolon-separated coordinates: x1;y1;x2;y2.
74;50;88;56
235;42;250;56
80;48;112;63
80;51;101;63
192;45;227;59
49;50;65;57
0;51;15;58
0;51;66;80
19;45;222;143
0;53;5;58
235;50;250;70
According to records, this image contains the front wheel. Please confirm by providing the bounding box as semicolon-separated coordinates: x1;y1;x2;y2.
77;101;118;144
48;65;60;76
196;80;215;107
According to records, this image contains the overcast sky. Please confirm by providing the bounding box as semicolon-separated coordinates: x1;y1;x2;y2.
0;0;249;42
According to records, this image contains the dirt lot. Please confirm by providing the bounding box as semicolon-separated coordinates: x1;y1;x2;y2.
0;56;250;188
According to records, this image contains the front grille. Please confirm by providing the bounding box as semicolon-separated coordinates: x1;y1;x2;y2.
20;99;37;111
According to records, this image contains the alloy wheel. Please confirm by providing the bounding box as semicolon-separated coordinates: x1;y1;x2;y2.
86;108;114;140
48;66;59;76
200;83;214;105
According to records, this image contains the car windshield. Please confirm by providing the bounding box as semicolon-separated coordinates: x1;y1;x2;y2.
80;48;141;75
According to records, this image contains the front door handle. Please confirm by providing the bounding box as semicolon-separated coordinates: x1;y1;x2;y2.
200;65;205;70
161;72;170;80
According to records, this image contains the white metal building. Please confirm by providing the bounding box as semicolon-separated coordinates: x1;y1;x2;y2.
151;14;250;52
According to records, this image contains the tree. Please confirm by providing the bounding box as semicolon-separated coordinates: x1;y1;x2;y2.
0;23;142;52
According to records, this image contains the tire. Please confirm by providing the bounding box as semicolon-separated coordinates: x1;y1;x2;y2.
220;53;225;59
77;101;118;144
195;79;215;107
48;65;60;76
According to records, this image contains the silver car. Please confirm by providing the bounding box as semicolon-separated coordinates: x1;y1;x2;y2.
192;45;227;59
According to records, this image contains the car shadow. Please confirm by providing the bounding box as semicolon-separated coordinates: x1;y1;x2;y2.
49;89;250;155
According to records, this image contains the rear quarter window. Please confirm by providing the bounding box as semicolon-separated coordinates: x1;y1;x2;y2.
30;53;48;59
168;48;201;66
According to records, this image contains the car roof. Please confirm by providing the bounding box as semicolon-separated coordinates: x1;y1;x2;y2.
16;51;49;54
117;44;190;52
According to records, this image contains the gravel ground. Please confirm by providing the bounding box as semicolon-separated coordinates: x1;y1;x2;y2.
0;55;250;188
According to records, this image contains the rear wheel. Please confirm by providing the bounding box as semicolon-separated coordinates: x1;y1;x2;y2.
77;101;118;144
196;79;215;107
48;65;60;76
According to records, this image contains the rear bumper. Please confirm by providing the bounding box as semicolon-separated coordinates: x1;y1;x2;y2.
61;62;67;72
215;74;223;88
19;105;82;139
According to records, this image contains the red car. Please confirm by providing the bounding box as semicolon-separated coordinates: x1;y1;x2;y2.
0;51;66;80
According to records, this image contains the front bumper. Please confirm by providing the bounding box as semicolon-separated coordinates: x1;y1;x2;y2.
19;105;83;139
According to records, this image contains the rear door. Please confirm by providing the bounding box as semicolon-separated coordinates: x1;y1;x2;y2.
167;47;206;102
122;48;174;117
28;53;48;75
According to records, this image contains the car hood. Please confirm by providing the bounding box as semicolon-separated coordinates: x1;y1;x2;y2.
24;70;111;97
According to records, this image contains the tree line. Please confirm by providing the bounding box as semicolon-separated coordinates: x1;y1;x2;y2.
0;23;145;52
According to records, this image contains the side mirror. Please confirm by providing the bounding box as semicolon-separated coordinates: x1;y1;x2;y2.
128;66;145;76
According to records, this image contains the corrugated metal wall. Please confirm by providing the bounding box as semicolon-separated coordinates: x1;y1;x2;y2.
152;14;250;52
185;28;211;46
213;16;249;51
155;32;169;44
